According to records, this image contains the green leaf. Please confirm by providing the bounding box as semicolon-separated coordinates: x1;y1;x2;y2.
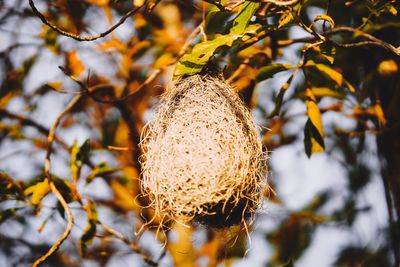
70;139;91;182
86;162;117;184
174;1;259;78
24;179;50;205
230;1;259;35
256;64;294;82
79;199;97;256
174;35;236;77
205;9;231;35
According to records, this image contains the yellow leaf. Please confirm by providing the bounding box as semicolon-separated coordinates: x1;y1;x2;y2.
0;91;18;109
46;81;63;92
313;15;335;29
278;11;294;29
168;223;195;267
344;80;356;93
111;180;140;211
133;0;145;7
154;53;174;69
156;4;182;40
85;0;109;6
305;89;324;156
305;60;343;86
103;5;113;24
372;103;386;125
66;50;85;76
306;89;323;137
232;65;257;92
24;179;50;205
378;59;398;76
134;13;147;29
79;198;98;256
96;39;126;52
311;87;344;99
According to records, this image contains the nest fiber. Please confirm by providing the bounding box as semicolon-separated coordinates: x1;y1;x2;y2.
140;74;267;227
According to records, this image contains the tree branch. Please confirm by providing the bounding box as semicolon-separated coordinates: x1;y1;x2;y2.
329;26;400;56
239;26;400;57
32;95;81;267
28;0;145;41
100;223;158;266
0;109;69;151
58;66;162;104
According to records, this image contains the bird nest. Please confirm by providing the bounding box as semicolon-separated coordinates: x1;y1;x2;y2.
139;73;267;228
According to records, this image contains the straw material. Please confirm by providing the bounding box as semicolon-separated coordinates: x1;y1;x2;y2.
140;73;267;227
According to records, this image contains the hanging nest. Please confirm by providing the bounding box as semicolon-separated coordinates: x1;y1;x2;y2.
139;73;267;228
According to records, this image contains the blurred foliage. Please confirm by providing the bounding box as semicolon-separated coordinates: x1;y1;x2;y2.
0;0;399;266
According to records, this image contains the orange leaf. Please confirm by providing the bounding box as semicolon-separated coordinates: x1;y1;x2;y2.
85;0;109;6
372;103;386;125
111;180;140;211
66;50;85;76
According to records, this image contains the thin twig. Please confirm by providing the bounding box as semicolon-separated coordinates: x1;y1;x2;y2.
100;223;158;266
0;109;69;151
28;0;145;41
226;0;299;10
58;66;162;104
227;56;253;83
32;95;81;267
107;145;129;151
57;22;203;103
329;26;400;56
258;0;299;6
238;26;400;57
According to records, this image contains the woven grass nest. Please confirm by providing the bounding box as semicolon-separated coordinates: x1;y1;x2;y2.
140;73;267;228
